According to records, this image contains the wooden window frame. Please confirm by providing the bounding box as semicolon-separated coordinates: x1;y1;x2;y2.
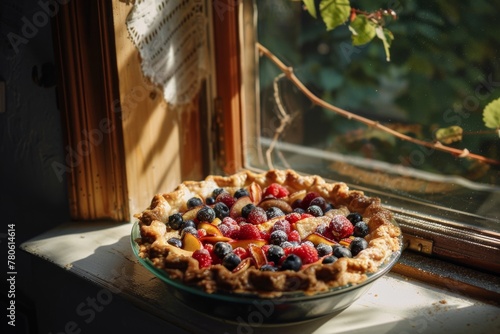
52;0;243;222
50;0;499;303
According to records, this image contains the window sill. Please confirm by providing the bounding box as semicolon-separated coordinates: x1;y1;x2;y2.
21;221;500;333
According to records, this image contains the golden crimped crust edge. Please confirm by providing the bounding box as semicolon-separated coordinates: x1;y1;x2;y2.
135;169;402;297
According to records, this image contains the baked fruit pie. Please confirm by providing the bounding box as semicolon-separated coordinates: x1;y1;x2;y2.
134;169;402;297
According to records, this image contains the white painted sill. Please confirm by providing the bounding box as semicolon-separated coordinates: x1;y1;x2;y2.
21;221;500;334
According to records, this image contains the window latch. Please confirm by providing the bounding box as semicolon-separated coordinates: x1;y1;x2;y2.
403;233;433;255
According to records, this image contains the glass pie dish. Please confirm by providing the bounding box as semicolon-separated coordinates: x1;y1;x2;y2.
130;221;403;325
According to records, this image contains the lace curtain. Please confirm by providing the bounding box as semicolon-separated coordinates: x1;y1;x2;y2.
126;0;208;106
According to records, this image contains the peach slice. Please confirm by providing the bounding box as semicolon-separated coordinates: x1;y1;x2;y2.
232;257;252;273
199;235;234;244
182;205;204;222
258;198;293;214
304;232;337;246
229;196;253;219
294;216;331;239
248;244;267;269
229;239;267;249
288;189;306;205
248;182;262;204
197;222;223;236
182;232;203;252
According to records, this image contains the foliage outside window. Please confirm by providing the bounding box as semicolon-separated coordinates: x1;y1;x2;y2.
245;0;500;236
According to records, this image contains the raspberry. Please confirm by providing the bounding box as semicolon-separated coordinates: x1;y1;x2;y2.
204;243;221;264
300;192;320;209
272;219;291;235
263;183;289;198
235;217;248;224
291;243;318;264
316;223;335;240
197;229;207;238
219;223;240;238
237;224;262;240
216;192;237;208
192;249;212;268
329;215;354;241
300;213;314;220
260;230;270;241
247;207;267;225
287;230;301;243
222;216;238;226
285;212;302;225
233;246;249;259
261;244;272;254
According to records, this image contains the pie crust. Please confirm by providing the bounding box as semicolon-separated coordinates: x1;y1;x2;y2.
134;169;402;297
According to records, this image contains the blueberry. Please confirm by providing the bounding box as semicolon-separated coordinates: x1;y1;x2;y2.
307;205;323;217
222;252;241;271
196;206;216;222
266;207;285;219
180;219;196;230
181;226;198;238
205;196;216;205
347;212;363;224
293;207;305;214
350;237;369;256
302;241;315;248
315;223;328;235
291;199;302;209
281;254;302;271
333;246;352;258
213;202;230;219
280;241;294;249
309;197;327;211
316;243;333;256
269;230;288;245
266;245;285;263
167;237;182;248
353;221;369;238
212;188;225;198
322;255;338;264
260;264;278;272
241;203;255;218
214;242;233;259
324;203;334;213
187;197;203;209
234;188;249;199
168;213;184;230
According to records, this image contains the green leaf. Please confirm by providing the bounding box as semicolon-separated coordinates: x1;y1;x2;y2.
435;126;463;144
319;0;350;31
349;15;376;46
375;26;393;61
303;0;317;18
483;98;500;129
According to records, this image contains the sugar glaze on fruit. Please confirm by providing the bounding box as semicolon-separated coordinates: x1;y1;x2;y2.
135;169;402;297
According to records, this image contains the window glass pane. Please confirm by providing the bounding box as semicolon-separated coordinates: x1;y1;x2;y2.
246;0;500;231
